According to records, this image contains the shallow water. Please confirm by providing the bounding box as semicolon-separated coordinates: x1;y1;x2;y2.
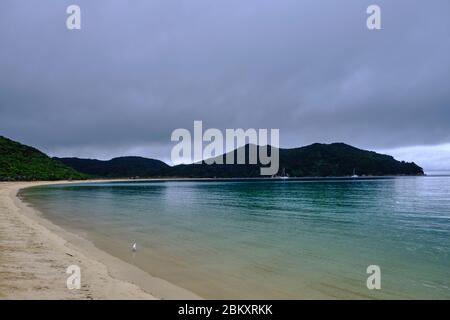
21;177;450;299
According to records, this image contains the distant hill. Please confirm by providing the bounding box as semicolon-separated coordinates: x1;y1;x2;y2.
0;136;89;181
57;143;424;178
55;156;170;178
164;143;424;178
280;143;423;177
1;135;423;181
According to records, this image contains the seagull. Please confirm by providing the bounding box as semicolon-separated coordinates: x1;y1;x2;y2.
132;242;137;252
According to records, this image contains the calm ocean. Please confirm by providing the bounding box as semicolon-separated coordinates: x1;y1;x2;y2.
20;177;450;299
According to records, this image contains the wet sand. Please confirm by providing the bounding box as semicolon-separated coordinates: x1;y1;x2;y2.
0;181;200;300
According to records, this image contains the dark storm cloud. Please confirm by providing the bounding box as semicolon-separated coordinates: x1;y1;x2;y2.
1;0;449;167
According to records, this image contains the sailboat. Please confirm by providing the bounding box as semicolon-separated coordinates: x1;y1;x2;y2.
280;168;289;180
351;168;358;178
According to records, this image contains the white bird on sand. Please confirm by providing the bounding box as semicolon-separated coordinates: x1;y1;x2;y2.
132;242;137;252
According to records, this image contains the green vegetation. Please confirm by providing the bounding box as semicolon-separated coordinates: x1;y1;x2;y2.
1;135;424;180
279;143;424;177
165;143;424;178
58;143;424;178
0;136;89;181
54;156;170;178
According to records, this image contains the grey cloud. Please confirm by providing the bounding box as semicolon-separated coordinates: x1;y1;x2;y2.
1;0;449;167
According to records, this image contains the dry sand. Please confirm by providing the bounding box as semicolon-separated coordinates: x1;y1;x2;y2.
0;181;201;300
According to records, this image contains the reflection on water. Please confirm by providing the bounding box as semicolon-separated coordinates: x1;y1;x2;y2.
21;177;450;299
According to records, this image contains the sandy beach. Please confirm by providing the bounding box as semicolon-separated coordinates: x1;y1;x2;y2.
0;181;201;300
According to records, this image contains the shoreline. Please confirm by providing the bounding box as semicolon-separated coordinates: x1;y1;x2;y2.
0;180;201;300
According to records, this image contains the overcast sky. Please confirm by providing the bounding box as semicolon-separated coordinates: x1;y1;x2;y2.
1;0;449;170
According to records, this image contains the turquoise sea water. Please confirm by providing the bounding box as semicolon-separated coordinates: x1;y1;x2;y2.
20;177;450;299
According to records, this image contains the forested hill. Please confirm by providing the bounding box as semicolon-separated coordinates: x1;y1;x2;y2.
54;156;170;178
0;136;88;181
164;143;424;178
278;143;424;177
57;143;424;178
